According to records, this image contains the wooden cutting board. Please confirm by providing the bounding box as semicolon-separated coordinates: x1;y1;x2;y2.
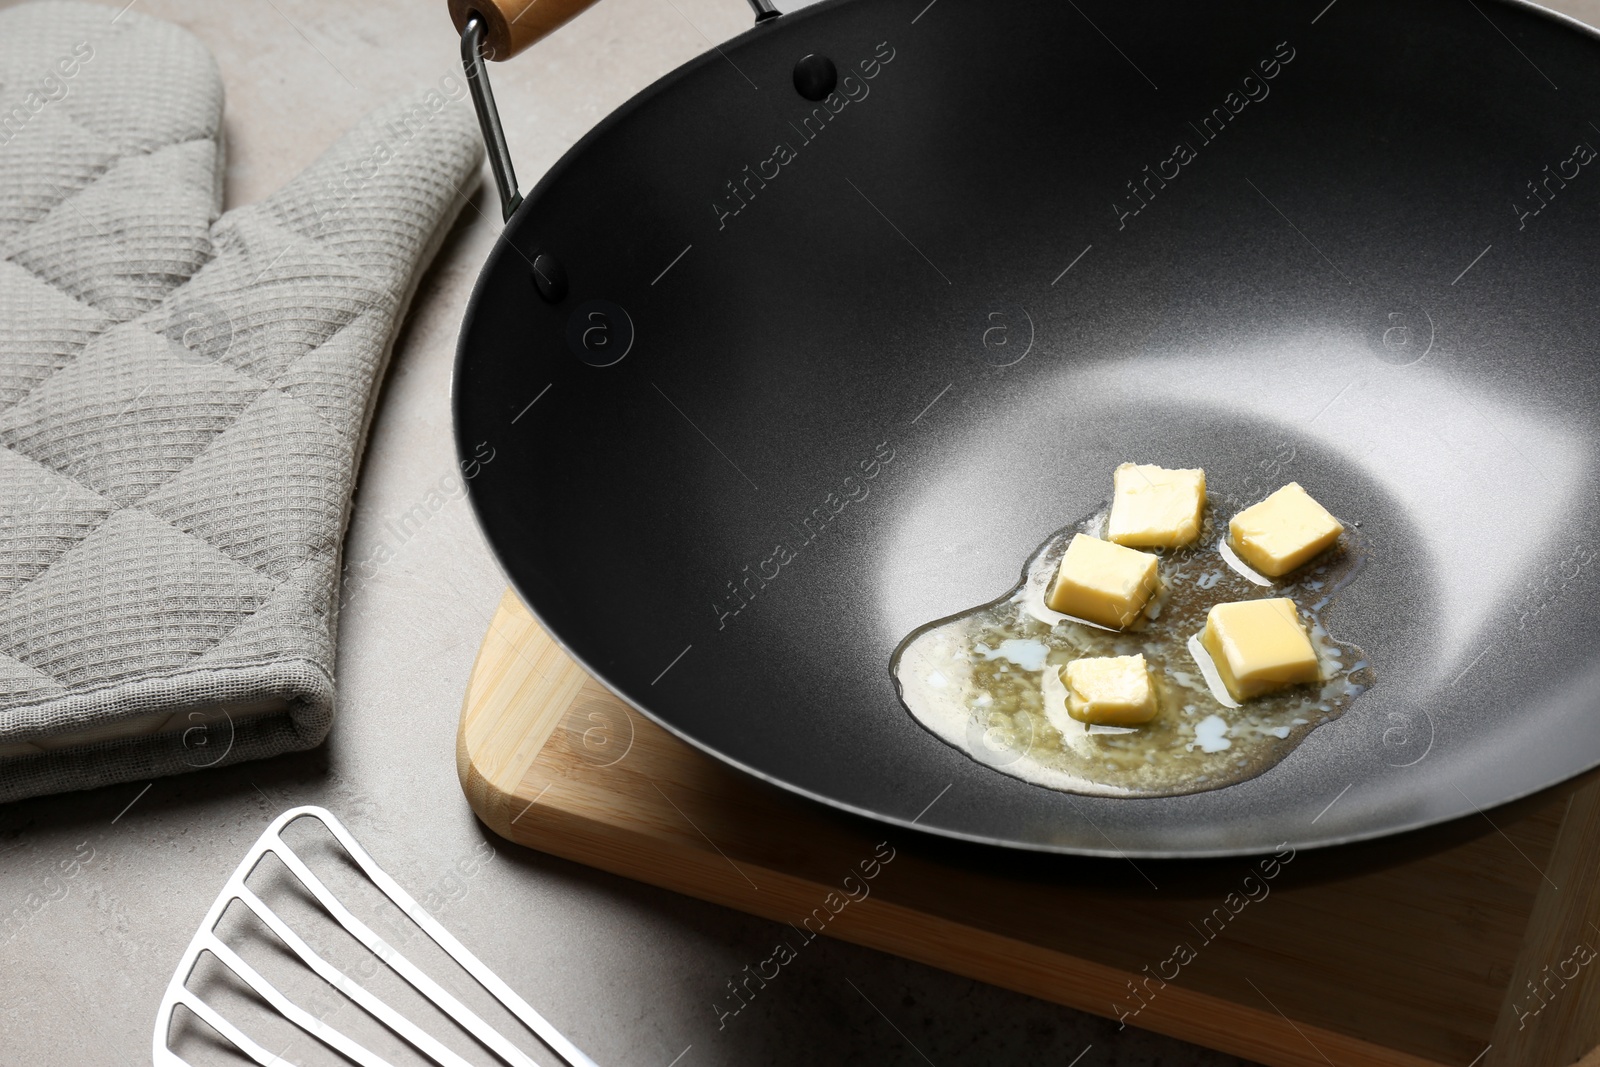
457;588;1600;1067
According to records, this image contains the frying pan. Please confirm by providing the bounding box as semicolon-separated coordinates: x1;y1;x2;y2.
449;0;1600;857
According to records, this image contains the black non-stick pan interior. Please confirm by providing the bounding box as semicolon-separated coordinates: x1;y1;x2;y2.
456;0;1600;856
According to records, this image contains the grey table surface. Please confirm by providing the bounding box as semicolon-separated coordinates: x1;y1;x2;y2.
5;0;1600;1064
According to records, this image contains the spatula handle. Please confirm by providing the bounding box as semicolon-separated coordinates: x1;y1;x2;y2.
446;0;602;61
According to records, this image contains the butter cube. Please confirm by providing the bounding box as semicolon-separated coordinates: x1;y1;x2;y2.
1106;463;1206;548
1063;654;1159;725
1228;482;1342;578
1201;598;1320;701
1047;534;1159;629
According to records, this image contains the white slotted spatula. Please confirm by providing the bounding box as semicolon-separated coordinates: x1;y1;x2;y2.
152;806;600;1067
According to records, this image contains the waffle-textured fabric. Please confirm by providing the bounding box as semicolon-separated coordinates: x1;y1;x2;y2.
0;1;483;801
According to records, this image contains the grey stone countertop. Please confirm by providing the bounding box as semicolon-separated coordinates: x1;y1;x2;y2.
5;0;1599;1064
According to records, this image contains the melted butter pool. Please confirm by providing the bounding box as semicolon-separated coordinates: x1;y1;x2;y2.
891;505;1372;797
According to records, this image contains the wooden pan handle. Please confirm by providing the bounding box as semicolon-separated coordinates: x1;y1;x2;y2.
447;0;602;61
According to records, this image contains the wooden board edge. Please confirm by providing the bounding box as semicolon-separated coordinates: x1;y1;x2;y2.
491;784;1450;1067
457;587;586;833
1489;774;1600;1066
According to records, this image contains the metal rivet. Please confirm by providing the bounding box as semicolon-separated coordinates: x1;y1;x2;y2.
793;53;838;101
532;252;567;303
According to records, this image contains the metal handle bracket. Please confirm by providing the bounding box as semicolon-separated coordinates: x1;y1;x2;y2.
461;15;523;222
457;3;782;224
